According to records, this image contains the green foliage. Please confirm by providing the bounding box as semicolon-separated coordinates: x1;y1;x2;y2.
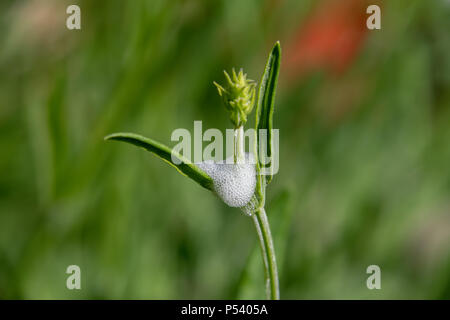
105;133;213;191
107;42;282;300
0;0;449;300
255;41;281;206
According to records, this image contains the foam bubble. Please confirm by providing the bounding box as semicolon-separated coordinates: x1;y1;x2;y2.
197;153;256;210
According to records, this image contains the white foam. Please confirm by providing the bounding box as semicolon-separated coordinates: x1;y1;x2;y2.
197;153;256;210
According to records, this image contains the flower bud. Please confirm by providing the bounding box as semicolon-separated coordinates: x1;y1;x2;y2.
214;68;256;127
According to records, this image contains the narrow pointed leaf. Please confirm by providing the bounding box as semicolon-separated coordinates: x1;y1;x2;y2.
105;132;213;191
255;42;281;195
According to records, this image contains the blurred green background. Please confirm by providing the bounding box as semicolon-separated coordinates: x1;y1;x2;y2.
1;0;449;299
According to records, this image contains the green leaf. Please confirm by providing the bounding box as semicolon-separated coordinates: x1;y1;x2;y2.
104;132;213;191
254;41;281;202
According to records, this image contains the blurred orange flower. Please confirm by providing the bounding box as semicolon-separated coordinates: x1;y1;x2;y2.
285;0;372;78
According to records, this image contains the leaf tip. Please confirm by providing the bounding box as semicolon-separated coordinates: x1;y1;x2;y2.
272;41;281;56
104;133;118;141
104;132;131;142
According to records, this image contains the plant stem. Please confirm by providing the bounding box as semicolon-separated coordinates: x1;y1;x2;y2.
235;125;278;298
234;126;245;164
252;207;279;300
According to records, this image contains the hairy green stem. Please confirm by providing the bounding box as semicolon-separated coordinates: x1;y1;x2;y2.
252;207;279;300
234;126;245;164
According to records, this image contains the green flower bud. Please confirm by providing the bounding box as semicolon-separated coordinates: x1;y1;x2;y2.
214;68;256;128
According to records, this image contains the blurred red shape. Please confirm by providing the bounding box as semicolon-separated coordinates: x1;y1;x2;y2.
285;0;371;78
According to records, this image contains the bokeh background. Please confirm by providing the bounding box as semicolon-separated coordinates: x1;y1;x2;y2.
1;0;449;299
